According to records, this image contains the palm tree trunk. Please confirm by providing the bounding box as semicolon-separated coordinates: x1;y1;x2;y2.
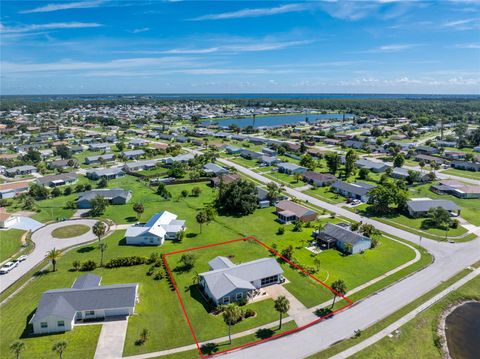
279;312;283;329
331;294;337;308
228;323;231;344
52;259;56;272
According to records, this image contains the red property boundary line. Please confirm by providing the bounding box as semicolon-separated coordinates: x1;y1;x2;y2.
162;236;354;358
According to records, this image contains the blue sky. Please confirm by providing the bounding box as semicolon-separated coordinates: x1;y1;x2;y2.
1;0;479;94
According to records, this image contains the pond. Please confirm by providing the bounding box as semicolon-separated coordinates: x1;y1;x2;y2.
445;301;480;359
201;113;353;128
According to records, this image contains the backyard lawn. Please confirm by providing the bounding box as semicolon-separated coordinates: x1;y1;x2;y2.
51;224;90;239
441;168;480;180
0;228;25;262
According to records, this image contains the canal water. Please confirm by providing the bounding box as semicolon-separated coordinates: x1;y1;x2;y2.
201;113;353;128
445;301;480;359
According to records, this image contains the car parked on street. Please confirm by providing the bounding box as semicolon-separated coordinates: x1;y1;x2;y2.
0;261;19;274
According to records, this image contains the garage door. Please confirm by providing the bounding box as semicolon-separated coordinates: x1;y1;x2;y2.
104;308;129;317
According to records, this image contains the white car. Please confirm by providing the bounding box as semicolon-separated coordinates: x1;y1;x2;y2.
0;261;18;274
17;255;28;262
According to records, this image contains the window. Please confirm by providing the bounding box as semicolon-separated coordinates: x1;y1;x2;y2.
222;297;230;304
261;275;278;286
236;292;243;300
57;321;65;327
40;322;48;328
85;310;95;316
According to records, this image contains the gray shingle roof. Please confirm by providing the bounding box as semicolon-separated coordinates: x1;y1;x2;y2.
319;223;370;245
78;188;130;202
332;181;375;196
72;274;101;289
407;199;460;212
37;172;77;186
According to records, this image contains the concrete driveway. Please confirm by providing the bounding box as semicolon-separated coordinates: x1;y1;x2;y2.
8;216;44;231
94;318;129;359
0;219;102;293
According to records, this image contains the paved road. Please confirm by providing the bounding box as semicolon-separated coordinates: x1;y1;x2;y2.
0;219;100;293
216;157;480;359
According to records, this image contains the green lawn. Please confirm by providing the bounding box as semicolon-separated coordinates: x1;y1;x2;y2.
352;276;480;359
51;224;90;239
0;229;25;262
409;182;480;226
304;187;345;204
441;168;480;180
262;171;307;188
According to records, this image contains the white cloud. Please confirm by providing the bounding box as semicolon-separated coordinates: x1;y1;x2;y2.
453;43;480;48
162;40;312;54
1;22;103;33
355;44;419;53
443;18;479;29
20;0;105;14
131;28;150;34
190;3;309;21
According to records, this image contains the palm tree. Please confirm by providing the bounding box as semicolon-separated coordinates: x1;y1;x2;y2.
9;341;25;359
92;221;107;241
52;341;67;359
196;211;208;234
274;296;290;329
331;279;347;308
222;304;242;344
133;203;144;221
45;248;61;272
98;242;107;267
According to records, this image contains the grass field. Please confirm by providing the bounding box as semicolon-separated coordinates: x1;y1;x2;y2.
441;168;480;180
352;275;480;359
0;228;25;262
51;224;90;239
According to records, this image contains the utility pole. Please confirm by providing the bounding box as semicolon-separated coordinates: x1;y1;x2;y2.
252;114;256;128
440;118;444;139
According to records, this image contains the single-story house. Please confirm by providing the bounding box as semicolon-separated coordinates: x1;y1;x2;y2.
277;162;308;175
0;209;19;228
210;173;242;187
258;155;279;166
84;153;115;165
415;154;446;165
275;200;317;223
128;139;148;148
240;149;263;160
30;274;138;334
162;153;195;165
406;199;460;217
356;159;390;173
203;163;229;176
451;160;480;172
88;143;111;151
344;140;364;149
262;147;277;156
37;173;78;188
48;159;78;170
314;223;372;254
474;146;480;153
225;146;242;155
122;150;145;160
416;146;438;155
0;181;30;199
331;181;376;202
391;167;430;182
86;168;125;180
302;172;337;187
76;188;132;209
430;180;480;199
199;257;284;305
5;165;37;177
123;160;158;172
125;211;186;245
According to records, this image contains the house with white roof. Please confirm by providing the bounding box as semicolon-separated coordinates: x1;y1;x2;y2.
125;211;186;245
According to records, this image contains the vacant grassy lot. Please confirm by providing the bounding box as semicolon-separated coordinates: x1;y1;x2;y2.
51;224;90;239
0;228;25;262
441;168;480;180
352;276;480;359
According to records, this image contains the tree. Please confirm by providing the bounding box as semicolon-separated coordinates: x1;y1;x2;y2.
55;144;72;159
139;328;149;344
223;304;242;344
331;279;347;308
52;341;67;359
133;203;144;220
92;221;107;241
215;179;258;216
367;181;409;214
156;183;172;199
24;148;41;163
196;211;208;233
274;296;290;329
419;160;425;173
313;257;321;272
325;153;341;175
300;154;316;170
181;189;189;198
293;172;302;183
425;207;452;229
168;162;186;178
10;341;25;359
281;245;294;261
46;248;61;272
90;195;109;216
97;177;108;188
98;242;107;267
266;182;281;204
393;154;405;168
51;187;61;197
358;167;369;180
344;149;357;178
116;141;125;152
191;186;202;197
179;253;196;270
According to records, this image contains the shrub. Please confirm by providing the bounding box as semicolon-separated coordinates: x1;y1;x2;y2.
80;260;97;271
303;265;317;275
293;221;303;232
146;265;155;276
277;226;285;235
72;260;81;271
105;256;148;268
146;252;161;265
63;186;72;196
237;297;248;306
451;219;459;229
153;270;164;280
243;308;255;318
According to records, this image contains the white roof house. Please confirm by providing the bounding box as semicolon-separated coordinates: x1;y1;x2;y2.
125;211;186;246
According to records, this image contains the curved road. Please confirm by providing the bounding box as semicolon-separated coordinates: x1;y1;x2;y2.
216;157;480;359
0;219;101;293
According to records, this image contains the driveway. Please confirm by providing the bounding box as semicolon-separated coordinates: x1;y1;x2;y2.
94;318;129;359
8;216;44;231
0;219;102;293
